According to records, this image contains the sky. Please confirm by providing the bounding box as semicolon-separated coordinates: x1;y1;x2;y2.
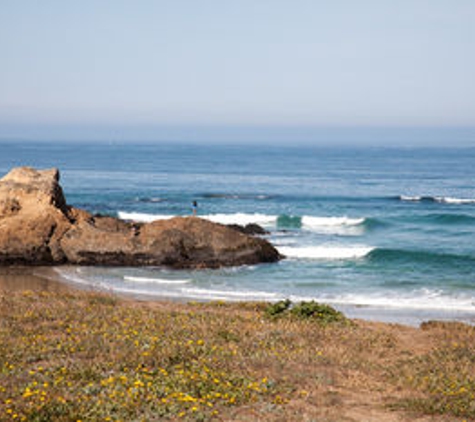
0;1;474;144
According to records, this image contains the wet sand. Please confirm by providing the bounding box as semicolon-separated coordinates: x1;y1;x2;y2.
0;266;71;294
2;265;475;327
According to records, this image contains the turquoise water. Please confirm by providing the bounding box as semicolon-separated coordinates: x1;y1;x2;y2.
2;141;475;324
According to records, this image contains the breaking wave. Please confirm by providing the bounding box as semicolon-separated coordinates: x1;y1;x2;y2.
399;195;475;205
118;211;367;234
118;212;174;223
135;197;165;203
200;193;275;200
368;248;475;267
278;245;374;260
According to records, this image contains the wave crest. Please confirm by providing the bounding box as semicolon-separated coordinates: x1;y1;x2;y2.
118;211;368;234
368;248;475;267
200;193;274;200
202;213;275;226
278;245;374;260
399;195;475;205
118;212;173;222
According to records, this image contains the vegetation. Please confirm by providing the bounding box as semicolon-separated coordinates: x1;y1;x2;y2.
265;299;347;325
264;299;291;318
1;290;475;421
392;321;475;419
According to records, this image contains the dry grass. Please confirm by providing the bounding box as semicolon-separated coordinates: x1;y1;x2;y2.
1;290;475;421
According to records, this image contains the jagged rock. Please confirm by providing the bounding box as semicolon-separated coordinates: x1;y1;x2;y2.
0;167;281;268
0;167;71;264
227;223;268;236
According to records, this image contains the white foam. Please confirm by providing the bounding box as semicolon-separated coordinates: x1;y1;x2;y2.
301;216;365;235
302;216;365;228
278;245;374;260
270;238;298;246
399;195;421;202
435;197;475;205
399;195;475;205
117;211;276;226
103;286;281;302
202;213;276;227
180;287;280;301
55;268;475;315
293;289;475;313
117;211;369;235
54;268;111;291
118;212;173;222
123;276;190;285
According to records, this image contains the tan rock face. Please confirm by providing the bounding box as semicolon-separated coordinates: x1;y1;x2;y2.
0;167;71;264
0;167;281;268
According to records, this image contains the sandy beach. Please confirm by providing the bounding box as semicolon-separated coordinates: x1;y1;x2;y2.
0;266;71;294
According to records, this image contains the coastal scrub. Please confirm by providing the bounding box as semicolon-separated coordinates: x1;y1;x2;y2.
1;290;474;421
264;299;347;325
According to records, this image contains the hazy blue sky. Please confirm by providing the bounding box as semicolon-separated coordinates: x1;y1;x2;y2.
1;1;474;144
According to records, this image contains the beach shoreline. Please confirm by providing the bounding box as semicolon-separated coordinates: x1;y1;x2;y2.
2;265;475;327
3;145;475;330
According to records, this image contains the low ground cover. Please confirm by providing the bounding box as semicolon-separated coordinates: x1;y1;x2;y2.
1;291;475;421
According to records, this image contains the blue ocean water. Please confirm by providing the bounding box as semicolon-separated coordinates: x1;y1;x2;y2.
2;140;475;324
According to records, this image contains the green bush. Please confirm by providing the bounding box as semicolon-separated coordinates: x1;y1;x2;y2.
264;299;291;318
265;300;346;325
290;301;346;324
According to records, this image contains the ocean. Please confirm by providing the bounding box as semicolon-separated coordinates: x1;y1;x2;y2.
2;140;475;325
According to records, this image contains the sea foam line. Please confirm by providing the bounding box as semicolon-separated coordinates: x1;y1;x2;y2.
201;213;276;227
89;286;283;302
302;216;365;228
118;211;366;231
55;268;475;313
437;197;475;205
399;195;475;205
278;245;374;260
301;216;365;235
123;276;190;285
118;212;173;223
117;211;275;226
289;290;475;313
181;287;280;300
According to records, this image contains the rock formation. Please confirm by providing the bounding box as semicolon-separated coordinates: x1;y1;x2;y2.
227;223;269;236
0;167;281;268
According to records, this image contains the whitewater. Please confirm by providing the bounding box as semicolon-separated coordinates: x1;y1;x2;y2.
2;141;475;325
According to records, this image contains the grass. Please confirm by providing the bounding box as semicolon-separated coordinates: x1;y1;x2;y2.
1;290;475;421
391;321;475;419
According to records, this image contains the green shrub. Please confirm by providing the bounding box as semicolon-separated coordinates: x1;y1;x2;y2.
264;299;291;318
265;300;346;325
290;301;346;324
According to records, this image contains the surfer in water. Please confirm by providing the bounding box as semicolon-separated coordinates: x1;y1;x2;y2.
192;200;198;216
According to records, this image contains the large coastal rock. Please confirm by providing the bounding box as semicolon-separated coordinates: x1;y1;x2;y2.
0;167;281;268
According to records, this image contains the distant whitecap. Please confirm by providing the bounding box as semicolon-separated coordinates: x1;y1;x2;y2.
201;213;276;227
278;245;374;260
118;212;174;222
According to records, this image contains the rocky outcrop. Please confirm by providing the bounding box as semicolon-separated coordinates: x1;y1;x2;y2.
0;167;281;268
227;223;268;236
